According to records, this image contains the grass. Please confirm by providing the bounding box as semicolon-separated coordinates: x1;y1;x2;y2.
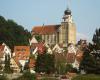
41;77;58;80
72;74;100;80
0;75;8;80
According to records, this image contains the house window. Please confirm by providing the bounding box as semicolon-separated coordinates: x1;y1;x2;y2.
22;49;26;51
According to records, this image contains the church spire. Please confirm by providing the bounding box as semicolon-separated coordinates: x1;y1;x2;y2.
67;0;70;10
65;0;71;15
62;0;72;23
64;8;71;15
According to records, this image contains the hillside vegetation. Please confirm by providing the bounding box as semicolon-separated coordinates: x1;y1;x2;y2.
0;16;31;50
72;74;100;80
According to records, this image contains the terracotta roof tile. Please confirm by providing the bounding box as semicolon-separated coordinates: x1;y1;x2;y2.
32;25;60;35
14;46;30;60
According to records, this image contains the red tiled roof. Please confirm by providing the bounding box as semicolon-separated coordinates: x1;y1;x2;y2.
31;42;46;54
14;46;30;51
14;46;30;60
32;25;60;35
31;42;44;48
13;46;30;67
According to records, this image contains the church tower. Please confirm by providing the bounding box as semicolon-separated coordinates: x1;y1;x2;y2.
32;1;76;46
59;7;76;45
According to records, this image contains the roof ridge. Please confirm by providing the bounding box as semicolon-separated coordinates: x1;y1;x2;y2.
33;24;60;27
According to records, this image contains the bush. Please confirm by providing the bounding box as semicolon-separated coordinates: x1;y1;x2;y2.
0;75;8;80
72;74;100;80
41;77;57;80
13;71;36;80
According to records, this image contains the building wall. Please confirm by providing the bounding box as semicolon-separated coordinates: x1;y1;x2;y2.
41;34;57;45
68;23;76;44
33;23;76;45
10;58;20;73
59;22;68;44
32;10;76;45
59;22;76;45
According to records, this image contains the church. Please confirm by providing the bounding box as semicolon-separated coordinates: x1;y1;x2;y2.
31;8;76;46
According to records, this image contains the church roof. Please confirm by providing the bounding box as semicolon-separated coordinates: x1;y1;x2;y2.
32;25;60;35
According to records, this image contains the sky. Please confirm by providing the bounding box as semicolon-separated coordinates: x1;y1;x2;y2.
0;0;100;42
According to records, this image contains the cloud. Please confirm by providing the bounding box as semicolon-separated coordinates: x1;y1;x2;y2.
77;32;89;42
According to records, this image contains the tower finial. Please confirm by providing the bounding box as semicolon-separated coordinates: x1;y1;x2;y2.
67;0;71;10
64;0;71;15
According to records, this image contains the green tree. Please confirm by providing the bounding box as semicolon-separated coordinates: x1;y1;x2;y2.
0;16;31;50
35;54;55;74
79;28;100;74
14;71;36;80
58;63;66;74
0;65;2;70
79;45;100;74
35;35;42;42
65;64;73;73
54;53;67;74
0;75;8;80
79;48;96;74
92;28;100;50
